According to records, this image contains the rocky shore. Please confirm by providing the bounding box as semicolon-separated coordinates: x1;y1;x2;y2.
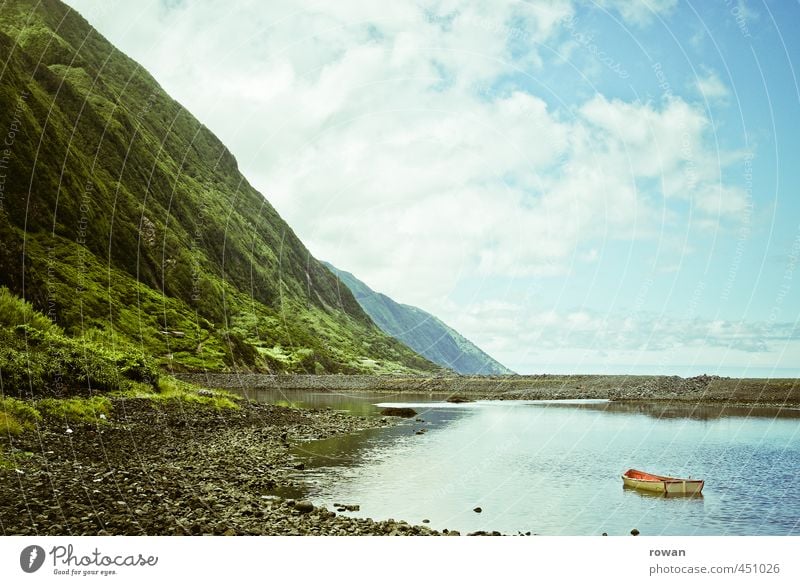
176;373;800;407
4;373;798;536
0;397;445;535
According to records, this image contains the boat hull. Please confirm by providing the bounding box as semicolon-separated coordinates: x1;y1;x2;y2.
622;469;704;496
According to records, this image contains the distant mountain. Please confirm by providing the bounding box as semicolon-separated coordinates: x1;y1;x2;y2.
0;0;439;380
326;263;514;375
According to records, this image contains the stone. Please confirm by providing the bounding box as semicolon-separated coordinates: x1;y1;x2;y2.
473;507;482;513
446;396;472;404
631;528;640;536
294;500;314;513
379;407;417;418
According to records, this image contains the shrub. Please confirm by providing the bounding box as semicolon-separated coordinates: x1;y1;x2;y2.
0;287;57;333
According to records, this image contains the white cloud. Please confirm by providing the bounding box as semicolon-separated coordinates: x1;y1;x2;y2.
592;0;677;27
62;0;768;373
695;70;730;103
449;302;800;374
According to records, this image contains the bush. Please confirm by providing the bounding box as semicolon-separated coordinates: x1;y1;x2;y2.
115;354;159;385
0;296;158;397
0;287;57;333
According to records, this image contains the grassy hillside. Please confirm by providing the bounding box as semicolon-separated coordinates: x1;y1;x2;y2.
326;263;513;375
0;0;439;389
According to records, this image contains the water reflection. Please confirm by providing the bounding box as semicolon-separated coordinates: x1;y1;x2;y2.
622;485;705;500
239;390;800;535
527;399;800;421
237;387;457;417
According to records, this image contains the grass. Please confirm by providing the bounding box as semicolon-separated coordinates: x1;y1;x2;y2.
37;395;112;425
0;396;42;436
1;395;41;467
0;286;161;398
113;375;240;410
0;412;24;436
0;287;57;333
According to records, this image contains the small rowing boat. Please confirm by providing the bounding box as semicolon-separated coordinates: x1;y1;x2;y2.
621;468;704;495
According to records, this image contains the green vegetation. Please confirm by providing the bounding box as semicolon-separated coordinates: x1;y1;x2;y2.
0;396;41;434
0;286;159;397
1;396;40;468
0;0;440;397
114;375;239;410
37;395;111;424
326;263;514;375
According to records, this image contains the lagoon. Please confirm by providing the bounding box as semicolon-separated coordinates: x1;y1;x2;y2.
243;389;800;535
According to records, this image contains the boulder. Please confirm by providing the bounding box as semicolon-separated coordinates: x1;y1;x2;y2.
294;500;314;513
379;407;417;418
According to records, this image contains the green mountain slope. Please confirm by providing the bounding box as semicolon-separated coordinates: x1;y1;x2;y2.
0;0;438;387
326;263;514;375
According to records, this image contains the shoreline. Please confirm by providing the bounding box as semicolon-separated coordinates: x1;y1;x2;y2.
175;373;800;407
4;373;798;536
0;396;448;536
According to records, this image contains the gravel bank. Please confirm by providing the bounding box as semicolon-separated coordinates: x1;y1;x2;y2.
0;398;446;535
176;373;800;407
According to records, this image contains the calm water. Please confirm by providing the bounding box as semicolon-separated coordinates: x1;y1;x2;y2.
243;389;800;535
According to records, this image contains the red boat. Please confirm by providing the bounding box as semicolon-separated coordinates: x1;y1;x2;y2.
622;468;704;495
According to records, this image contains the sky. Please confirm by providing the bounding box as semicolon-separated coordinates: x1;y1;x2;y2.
63;0;800;377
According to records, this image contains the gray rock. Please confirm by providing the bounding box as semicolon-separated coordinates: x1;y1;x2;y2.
294;500;314;513
380;407;417;418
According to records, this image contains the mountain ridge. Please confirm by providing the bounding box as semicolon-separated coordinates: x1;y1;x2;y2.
0;0;440;387
326;262;513;375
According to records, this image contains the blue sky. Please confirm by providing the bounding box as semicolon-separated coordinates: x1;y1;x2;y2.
66;0;800;376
